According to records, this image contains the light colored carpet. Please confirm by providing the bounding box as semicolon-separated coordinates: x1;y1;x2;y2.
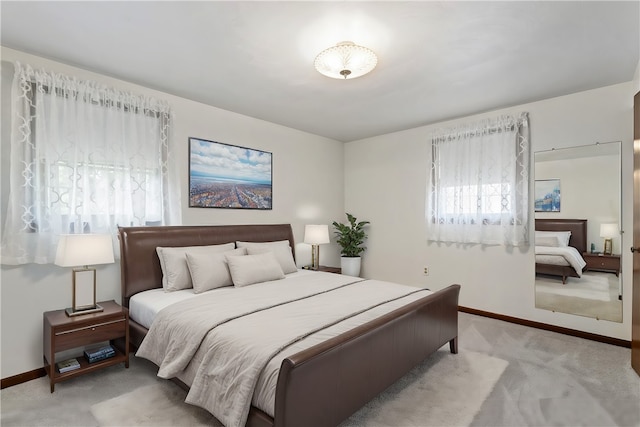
90;350;507;427
91;383;217;427
535;271;622;322
340;350;508;427
535;274;611;301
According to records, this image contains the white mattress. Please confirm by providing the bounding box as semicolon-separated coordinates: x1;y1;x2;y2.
130;287;199;329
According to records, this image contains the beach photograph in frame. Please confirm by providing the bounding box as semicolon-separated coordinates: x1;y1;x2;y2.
189;137;272;209
534;179;561;212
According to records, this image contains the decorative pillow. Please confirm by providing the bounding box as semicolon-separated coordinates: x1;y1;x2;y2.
535;236;561;247
534;231;571;247
236;240;297;274
186;248;246;294
226;251;285;287
156;243;235;292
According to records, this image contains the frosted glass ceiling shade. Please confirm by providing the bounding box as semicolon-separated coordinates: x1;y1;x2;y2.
314;41;378;79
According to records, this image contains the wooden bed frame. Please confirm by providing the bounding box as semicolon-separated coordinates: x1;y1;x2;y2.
535;218;587;284
118;224;460;427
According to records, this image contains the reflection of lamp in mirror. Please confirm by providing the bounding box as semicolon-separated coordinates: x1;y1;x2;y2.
599;223;618;255
55;234;115;316
304;225;330;270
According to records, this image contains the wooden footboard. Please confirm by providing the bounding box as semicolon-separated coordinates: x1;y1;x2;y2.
534;219;587;285
269;284;460;427
535;263;580;284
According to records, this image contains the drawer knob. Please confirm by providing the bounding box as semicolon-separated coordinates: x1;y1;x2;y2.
92;327;96;331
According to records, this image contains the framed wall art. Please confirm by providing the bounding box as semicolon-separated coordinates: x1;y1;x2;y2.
534;179;561;212
189;137;272;209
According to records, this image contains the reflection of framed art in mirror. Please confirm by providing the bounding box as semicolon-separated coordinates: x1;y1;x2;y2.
534;179;560;212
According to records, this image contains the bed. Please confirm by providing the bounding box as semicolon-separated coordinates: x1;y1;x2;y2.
535;219;587;284
118;224;460;427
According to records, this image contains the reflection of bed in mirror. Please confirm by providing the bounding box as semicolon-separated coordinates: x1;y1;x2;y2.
535;219;587;284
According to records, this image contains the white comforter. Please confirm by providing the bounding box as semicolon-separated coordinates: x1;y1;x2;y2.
136;272;430;427
535;245;586;276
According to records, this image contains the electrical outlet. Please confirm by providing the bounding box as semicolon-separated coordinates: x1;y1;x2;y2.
423;266;429;276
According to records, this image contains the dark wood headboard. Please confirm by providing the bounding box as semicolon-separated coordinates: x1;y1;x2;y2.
535;219;587;253
118;224;295;308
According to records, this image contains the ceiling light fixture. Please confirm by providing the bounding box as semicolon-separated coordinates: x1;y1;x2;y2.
314;41;378;80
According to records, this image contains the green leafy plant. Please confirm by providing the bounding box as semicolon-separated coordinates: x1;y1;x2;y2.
332;213;370;257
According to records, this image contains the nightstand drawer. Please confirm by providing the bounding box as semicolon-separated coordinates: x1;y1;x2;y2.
55;317;126;352
589;258;617;269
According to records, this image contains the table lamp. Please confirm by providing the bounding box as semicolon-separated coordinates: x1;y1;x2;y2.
55;234;115;316
304;224;330;270
599;223;618;256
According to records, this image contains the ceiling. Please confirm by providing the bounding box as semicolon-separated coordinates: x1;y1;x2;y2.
1;1;638;142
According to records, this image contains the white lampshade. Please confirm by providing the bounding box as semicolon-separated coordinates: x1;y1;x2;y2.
55;234;115;267
599;223;618;239
304;225;330;245
314;41;378;80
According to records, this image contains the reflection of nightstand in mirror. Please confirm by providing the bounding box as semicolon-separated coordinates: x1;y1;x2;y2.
582;253;620;277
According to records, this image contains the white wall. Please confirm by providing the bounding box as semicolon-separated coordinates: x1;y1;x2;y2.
0;47;344;378
345;81;635;341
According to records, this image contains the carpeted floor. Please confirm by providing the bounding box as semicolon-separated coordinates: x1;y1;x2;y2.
535;271;622;322
88;349;506;427
2;312;639;427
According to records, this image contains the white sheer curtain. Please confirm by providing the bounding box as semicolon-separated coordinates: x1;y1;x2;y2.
1;62;181;264
426;112;530;246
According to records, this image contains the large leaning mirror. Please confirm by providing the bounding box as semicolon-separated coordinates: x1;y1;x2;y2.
534;141;622;322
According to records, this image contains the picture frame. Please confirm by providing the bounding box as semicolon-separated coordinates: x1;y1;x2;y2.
189;137;272;209
534;179;561;212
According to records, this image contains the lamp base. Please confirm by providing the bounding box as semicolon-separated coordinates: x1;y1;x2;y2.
65;304;104;317
310;244;320;270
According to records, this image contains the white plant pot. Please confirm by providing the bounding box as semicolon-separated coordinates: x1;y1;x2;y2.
340;256;361;277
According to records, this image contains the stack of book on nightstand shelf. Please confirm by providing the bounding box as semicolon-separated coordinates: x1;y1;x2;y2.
57;358;80;373
84;345;115;363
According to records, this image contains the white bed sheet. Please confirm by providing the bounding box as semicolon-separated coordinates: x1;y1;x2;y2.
130;287;199;329
535;254;570;266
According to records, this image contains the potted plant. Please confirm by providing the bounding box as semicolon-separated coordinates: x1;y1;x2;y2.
332;213;370;277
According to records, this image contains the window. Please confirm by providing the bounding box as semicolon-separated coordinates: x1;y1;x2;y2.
1;62;181;264
426;113;530;246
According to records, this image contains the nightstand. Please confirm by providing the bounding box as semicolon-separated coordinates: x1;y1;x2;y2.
43;300;129;392
318;265;341;274
582;253;621;277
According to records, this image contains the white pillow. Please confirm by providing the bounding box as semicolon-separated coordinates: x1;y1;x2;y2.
226;251;285;287
535;231;571;247
156;243;235;292
236;240;297;274
186;247;246;293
